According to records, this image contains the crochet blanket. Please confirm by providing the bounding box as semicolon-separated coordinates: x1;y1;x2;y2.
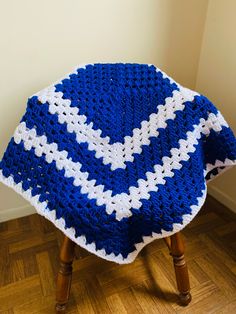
1;63;236;264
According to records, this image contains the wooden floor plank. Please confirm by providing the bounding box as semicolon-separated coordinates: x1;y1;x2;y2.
106;293;127;314
0;275;41;311
196;253;236;299
214;298;236;314
13;295;55;314
10;258;25;283
84;277;112;314
131;280;175;314
176;290;225;314
36;251;55;296
118;287;143;314
72;282;96;314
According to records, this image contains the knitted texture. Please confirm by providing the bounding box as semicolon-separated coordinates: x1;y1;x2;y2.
0;63;236;263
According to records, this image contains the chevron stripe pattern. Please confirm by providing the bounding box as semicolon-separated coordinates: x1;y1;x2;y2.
0;63;236;263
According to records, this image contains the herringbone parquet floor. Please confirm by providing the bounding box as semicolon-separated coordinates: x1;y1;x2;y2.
0;195;236;314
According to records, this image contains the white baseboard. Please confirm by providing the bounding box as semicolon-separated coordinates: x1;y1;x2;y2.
208;185;236;214
0;204;36;222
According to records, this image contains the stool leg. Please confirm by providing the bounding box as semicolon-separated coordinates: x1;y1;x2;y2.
163;236;171;251
170;232;191;306
55;236;75;313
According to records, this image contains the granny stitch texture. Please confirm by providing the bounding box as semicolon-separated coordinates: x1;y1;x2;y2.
0;63;236;263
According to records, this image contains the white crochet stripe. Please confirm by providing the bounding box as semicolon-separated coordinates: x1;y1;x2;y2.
35;82;198;170
13;112;229;221
0;169;200;263
1;158;235;263
0;166;233;264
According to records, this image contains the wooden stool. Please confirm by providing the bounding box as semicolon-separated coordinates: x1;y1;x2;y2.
55;232;191;313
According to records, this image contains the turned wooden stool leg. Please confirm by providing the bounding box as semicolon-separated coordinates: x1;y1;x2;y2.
55;236;75;313
170;232;192;306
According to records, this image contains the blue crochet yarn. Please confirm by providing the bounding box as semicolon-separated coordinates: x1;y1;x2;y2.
0;63;236;263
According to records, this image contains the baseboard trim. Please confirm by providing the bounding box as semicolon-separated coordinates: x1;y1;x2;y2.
0;204;36;222
208;185;236;214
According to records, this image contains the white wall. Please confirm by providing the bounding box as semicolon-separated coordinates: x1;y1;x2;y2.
196;0;236;213
0;0;210;221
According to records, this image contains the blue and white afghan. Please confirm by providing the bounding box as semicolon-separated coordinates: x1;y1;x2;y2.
1;63;236;263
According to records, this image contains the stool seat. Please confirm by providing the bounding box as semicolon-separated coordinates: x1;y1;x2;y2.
0;63;236;264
